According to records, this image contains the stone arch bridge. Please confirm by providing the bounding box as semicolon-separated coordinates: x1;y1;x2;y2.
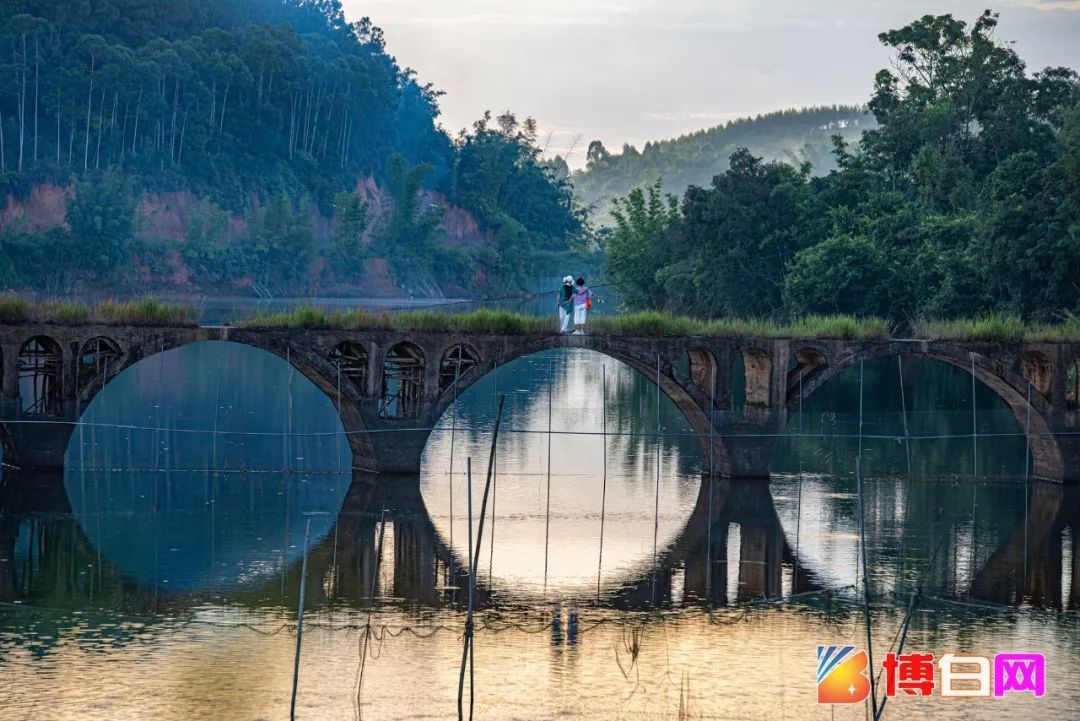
1;322;1078;481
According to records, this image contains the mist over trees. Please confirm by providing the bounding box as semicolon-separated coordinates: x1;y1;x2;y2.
602;11;1080;323
573;105;873;221
0;0;584;295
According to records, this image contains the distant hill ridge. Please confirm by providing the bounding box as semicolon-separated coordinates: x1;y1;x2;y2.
572;105;875;220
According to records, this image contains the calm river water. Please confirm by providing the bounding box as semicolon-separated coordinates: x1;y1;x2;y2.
1;342;1077;720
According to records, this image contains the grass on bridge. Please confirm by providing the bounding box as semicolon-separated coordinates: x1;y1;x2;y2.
0;296;197;326
3;295;1079;342
238;305;895;338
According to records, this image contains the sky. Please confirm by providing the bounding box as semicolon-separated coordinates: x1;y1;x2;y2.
341;1;1080;167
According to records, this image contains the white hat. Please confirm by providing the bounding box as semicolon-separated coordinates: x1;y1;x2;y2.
563;275;574;284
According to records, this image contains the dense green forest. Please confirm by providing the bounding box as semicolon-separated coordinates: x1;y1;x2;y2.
602;11;1080;323
573;105;874;220
0;0;585;295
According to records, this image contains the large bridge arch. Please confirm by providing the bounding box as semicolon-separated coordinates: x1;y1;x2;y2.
783;341;1067;481
410;334;724;476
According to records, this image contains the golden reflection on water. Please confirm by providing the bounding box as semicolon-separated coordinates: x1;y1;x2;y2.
2;603;1076;721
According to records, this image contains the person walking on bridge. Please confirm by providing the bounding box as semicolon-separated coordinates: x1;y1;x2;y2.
557;275;575;334
571;277;602;335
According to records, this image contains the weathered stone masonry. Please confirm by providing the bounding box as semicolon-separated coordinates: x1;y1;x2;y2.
1;323;1078;481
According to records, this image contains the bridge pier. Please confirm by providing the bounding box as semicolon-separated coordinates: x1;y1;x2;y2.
706;423;780;479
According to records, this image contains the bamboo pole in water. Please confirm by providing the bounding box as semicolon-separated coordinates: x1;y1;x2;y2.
971;354;978;477
448;355;462;593
873;588;919;721
970;354;978;592
896;356;912;587
155;344;164;472
856;456;878;718
854;359;864;596
489;362;498;586
1024;382;1032;583
707;375;716;597
458;395;506;721
544;362;553;592
336;362;342;472
287;346;294;475
651;355;661;600
458;457;474;721
357;509;388;716
597;365;608;599
213;367;221;470
290;519;312;721
793;371;803;590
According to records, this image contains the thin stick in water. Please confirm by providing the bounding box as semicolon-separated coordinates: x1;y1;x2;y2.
457;456;474;721
489;361;498;585
357;509;388;718
466;395;506;721
856;457;878;717
1024;382;1032;584
289;519;312;721
896;356;912;588
544;361;553;592
707;372;716;597
794;370;804;590
651;354;661;601
597;364;608;599
969;353;978;593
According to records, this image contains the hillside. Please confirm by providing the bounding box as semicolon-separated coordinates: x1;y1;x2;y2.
0;0;586;297
572;105;875;220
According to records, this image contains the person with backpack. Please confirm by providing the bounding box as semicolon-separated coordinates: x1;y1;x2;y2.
556;275;574;334
571;277;602;335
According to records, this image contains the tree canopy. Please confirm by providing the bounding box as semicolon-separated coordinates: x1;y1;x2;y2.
0;0;585;295
601;11;1080;324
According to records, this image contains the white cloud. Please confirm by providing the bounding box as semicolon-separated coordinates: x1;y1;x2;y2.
340;0;1080;169
378;13;620;27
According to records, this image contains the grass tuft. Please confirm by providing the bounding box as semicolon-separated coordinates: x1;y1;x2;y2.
95;297;196;326
398;308;555;334
786;314;890;340
591;311;710;337
241;305;392;330
912;314;1027;343
0;296;32;324
240;306;555;334
40;299;91;324
590;311;889;339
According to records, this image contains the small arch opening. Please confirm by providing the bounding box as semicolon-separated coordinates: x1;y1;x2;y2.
1067;357;1078;411
18;336;63;417
381;343;425;418
77;337;123;393
786;347;827;396
439;344;480;396
740;348;772;420
330;341;369;394
680;347;716;397
1020;351;1052;399
731;352;745;413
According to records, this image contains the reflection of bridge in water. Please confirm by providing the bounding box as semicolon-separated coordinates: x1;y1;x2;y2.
4;471;1077;613
0;471;814;612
